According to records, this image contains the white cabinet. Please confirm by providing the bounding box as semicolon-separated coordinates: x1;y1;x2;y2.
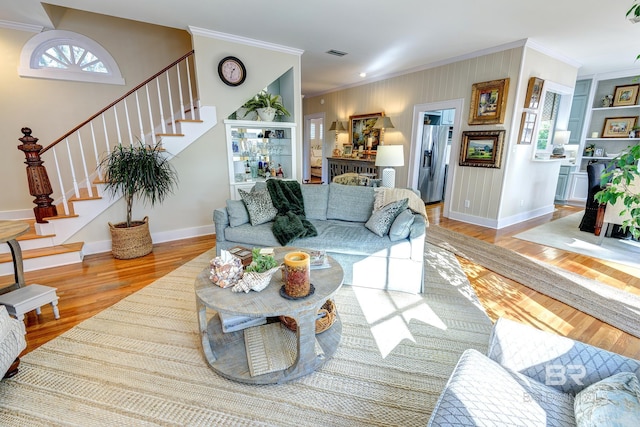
567;171;589;204
224;120;297;200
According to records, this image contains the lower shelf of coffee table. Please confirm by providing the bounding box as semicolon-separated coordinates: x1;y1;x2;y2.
203;312;342;384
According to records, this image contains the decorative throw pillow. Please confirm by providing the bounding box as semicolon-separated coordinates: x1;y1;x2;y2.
389;209;415;241
574;372;640;427
365;198;409;237
238;188;277;226
226;199;250;227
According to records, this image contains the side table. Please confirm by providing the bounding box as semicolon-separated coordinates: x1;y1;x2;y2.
195;247;344;384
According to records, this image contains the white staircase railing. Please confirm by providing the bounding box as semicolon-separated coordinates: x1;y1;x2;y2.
37;50;199;218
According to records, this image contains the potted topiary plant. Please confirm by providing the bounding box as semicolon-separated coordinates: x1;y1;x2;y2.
595;144;640;238
99;140;178;259
253;91;290;122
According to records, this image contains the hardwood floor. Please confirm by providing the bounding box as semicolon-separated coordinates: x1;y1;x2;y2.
1;205;639;360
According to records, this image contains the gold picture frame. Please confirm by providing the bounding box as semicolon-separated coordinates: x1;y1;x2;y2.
517;111;537;145
459;130;505;168
524;77;544;109
349;112;383;149
468;78;510;125
612;84;640;107
601;117;637;138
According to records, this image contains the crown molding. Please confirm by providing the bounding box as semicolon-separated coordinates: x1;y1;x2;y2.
524;39;582;69
0;20;43;33
188;26;303;56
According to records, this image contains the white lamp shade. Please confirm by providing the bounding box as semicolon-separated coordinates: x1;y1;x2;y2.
553;130;571;145
375;145;404;167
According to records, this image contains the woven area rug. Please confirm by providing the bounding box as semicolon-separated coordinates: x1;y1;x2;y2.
0;244;491;426
426;224;640;339
514;211;640;268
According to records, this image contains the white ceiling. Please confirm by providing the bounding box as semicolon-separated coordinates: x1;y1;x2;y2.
3;0;640;96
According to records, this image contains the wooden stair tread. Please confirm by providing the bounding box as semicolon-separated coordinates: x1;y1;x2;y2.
43;213;79;221
156;133;185;137
175;119;203;123
69;187;102;202
0;242;83;264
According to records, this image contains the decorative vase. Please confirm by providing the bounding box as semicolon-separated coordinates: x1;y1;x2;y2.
283;251;311;298
236;107;258;121
257;107;276;122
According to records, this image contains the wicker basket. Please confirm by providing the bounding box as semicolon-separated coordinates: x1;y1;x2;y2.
109;216;153;259
280;299;336;334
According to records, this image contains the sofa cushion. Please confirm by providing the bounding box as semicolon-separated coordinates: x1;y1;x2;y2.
238;188;277;226
427;349;575;427
300;184;329;220
326;183;375;222
389;209;415;242
226;199;250;227
365;198;408;237
574;372;640;427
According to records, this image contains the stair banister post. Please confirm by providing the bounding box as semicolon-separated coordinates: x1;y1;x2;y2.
16;128;58;223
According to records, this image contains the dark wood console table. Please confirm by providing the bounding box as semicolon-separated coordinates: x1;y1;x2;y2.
327;157;378;182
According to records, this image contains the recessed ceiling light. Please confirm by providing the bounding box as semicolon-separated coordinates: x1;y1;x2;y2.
359;72;367;78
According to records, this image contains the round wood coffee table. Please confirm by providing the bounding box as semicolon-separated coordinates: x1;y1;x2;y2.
195;247;343;384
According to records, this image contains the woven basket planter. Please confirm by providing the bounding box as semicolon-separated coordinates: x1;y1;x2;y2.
280;299;336;334
108;216;152;259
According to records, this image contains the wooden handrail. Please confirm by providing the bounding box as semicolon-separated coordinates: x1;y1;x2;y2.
39;50;195;155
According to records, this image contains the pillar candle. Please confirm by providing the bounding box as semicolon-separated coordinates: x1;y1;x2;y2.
283;251;310;298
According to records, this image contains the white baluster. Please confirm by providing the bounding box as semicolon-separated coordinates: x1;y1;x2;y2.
65;138;80;199
145;84;157;146
176;63;185;121
76;132;93;198
185;56;196;120
52;147;70;216
166;71;176;133
90;122;102;181
114;104;123;146
102;113;111;155
123;98;133;145
156;77;167;134
135;91;145;144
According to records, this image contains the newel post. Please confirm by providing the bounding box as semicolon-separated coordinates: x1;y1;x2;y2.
17;128;57;223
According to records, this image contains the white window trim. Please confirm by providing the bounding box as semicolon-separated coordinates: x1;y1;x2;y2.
19;30;125;85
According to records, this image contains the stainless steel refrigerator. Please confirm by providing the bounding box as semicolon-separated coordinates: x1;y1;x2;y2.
418;125;449;204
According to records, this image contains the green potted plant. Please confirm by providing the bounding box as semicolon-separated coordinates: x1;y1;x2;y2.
595;144;640;238
100;140;178;259
235;97;260;120
253;91;290;121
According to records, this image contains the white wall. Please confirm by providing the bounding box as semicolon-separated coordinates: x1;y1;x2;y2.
303;42;579;228
1;10;303;251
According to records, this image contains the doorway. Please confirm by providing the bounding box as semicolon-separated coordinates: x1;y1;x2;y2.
303;113;326;183
408;99;464;218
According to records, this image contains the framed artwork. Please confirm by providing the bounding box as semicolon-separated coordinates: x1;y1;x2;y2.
612;84;640;107
594;147;605;157
342;145;353;156
468;78;510;125
350;112;383;149
601;116;636;138
517;111;537;145
524;77;544;109
274;129;285;138
459;130;505;168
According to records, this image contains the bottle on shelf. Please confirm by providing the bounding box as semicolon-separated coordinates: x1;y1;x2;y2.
276;164;284;178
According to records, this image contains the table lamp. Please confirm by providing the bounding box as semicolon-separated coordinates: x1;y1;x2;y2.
552;130;570;156
373;116;395;145
328;120;347;149
375;145;404;187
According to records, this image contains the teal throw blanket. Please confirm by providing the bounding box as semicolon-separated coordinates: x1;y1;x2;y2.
266;179;317;246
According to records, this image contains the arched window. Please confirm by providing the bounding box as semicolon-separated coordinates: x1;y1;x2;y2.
19;30;124;85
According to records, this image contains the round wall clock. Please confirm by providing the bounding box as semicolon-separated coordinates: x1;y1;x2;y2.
218;56;246;86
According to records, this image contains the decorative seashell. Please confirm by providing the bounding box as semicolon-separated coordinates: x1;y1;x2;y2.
232;266;281;293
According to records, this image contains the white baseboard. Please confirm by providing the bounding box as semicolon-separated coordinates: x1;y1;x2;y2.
447;205;556;230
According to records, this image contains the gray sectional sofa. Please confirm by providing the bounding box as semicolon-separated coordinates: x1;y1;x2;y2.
213;182;427;293
428;318;640;426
